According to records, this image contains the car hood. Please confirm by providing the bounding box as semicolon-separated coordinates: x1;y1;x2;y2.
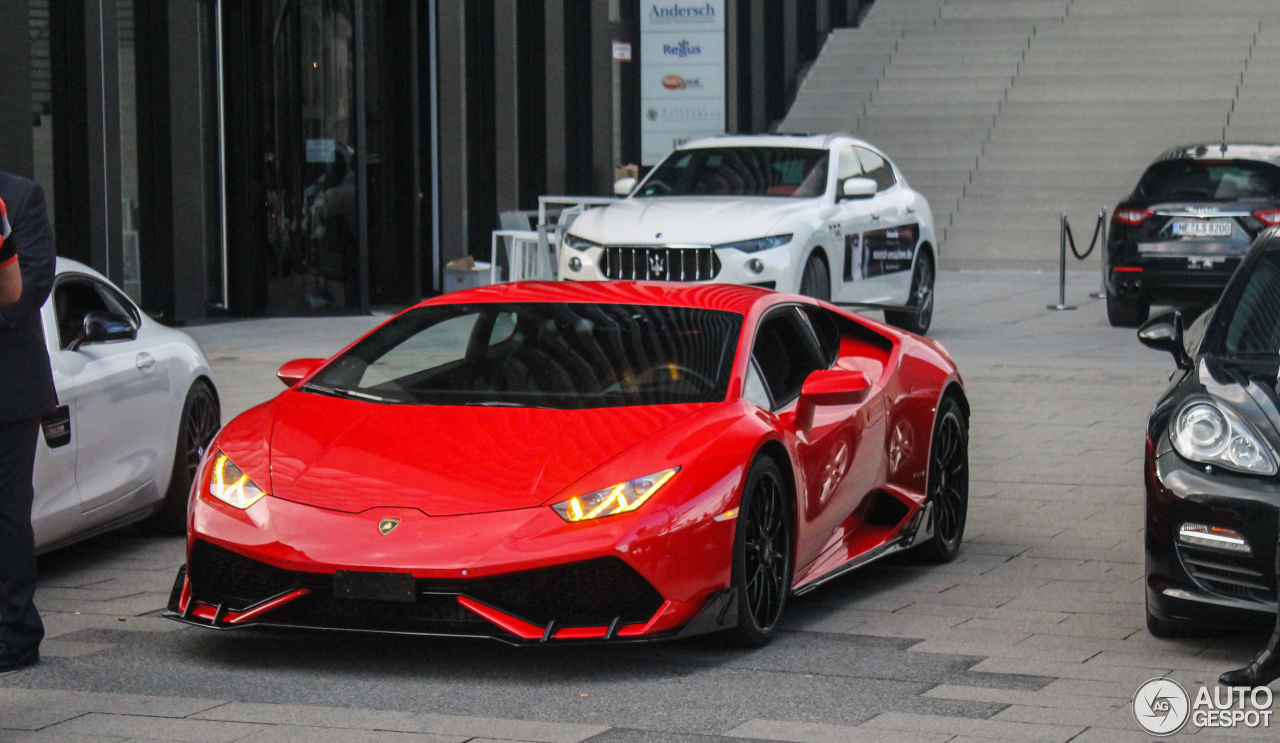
264;391;706;516
569;197;820;245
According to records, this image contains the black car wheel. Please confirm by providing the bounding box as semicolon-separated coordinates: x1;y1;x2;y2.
919;396;968;562
885;251;934;335
726;456;794;647
798;254;831;301
143;380;220;534
1106;290;1150;327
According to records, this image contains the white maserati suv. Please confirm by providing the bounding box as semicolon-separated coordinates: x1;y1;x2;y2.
557;134;939;333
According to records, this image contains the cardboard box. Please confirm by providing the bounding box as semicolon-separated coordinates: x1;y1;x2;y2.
443;256;493;292
615;164;639;182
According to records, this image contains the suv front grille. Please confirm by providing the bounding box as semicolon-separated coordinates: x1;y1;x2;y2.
601;246;720;281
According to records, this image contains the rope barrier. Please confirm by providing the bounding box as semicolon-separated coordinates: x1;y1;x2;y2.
1048;207;1108;312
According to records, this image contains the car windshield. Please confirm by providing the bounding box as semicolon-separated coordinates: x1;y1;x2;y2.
306;302;743;408
1138;159;1280;202
1224;249;1280;356
636;146;829;198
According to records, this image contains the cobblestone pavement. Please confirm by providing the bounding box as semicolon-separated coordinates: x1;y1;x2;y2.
3;272;1276;742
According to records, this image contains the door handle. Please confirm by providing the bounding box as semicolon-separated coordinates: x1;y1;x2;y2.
136;353;156;371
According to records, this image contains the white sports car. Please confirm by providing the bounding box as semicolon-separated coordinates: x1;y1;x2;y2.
34;258;220;552
557;134;939;333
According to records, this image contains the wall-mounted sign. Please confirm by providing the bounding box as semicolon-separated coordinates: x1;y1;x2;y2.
306;138;336;163
640;2;725;165
612;41;632;61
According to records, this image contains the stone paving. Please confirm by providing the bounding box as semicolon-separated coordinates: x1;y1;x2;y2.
2;271;1278;741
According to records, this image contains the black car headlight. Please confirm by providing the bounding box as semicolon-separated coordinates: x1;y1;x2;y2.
1170;399;1277;476
563;234;602;251
715;235;793;253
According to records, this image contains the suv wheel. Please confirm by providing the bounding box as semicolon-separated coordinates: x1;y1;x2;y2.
1106;290;1150;327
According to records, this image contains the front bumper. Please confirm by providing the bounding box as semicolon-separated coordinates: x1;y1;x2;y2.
1145;440;1279;627
165;488;740;643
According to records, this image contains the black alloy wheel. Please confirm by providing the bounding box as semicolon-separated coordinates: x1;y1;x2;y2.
1106;290;1150;328
920;396;968;562
885;251;934;335
143;380;221;534
726;456;794;647
798;253;831;301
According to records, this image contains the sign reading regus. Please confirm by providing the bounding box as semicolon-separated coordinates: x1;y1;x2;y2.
640;1;725;165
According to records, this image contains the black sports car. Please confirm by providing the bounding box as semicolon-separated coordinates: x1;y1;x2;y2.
1108;144;1280;327
1140;227;1280;636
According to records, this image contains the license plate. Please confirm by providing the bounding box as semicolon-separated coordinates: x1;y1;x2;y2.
1172;219;1232;237
333;571;416;603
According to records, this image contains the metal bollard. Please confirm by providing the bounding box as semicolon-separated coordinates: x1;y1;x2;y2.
1089;206;1108;299
1048;212;1077;311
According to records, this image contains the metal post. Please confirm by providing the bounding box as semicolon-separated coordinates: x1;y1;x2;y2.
1048;212;1077;311
1089;205;1107;298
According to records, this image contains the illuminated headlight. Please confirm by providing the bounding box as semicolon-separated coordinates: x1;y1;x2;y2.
1170;399;1277;476
207;453;268;509
563;234;601;251
1179;523;1252;554
716;234;793;253
551;467;679;522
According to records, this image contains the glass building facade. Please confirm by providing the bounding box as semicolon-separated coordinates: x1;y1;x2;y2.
1;0;860;322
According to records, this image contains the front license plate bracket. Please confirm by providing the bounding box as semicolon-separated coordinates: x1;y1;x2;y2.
333;570;416;603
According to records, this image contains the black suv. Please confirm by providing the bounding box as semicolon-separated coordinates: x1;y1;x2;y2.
1107;144;1280;327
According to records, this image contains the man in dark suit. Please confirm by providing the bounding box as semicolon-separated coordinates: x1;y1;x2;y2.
0;171;57;672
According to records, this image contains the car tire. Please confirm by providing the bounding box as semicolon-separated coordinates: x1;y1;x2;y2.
918;396;968;563
1106;291;1150;328
798;253;831;301
142;380;220;535
884;250;934;335
725;455;794;648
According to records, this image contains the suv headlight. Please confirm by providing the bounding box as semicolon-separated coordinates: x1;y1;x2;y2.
550;467;679;522
207;452;269;509
563;234;602;251
1170;399;1277;476
716;235;793;253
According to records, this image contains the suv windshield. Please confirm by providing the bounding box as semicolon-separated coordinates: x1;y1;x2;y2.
636;147;829;198
1224;249;1280;356
307;303;743;408
1138;159;1280;202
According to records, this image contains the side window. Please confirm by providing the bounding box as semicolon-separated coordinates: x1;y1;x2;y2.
750;307;828;408
97;282;142;325
835;145;863;197
743;361;772;410
856;147;896;192
54;279;113;350
799;306;840;367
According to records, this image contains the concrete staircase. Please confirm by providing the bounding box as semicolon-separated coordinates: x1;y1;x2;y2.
780;0;1280;269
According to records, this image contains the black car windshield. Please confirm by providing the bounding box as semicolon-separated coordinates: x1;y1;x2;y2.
306;302;743;408
1224;249;1280;356
636;147;829;198
1138;159;1280;202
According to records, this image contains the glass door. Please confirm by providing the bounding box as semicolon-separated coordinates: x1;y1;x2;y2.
261;0;359;313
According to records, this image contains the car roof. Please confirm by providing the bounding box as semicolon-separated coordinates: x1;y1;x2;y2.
676;133;873;152
420;280;777;315
55;257;110;281
1154;143;1280;166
